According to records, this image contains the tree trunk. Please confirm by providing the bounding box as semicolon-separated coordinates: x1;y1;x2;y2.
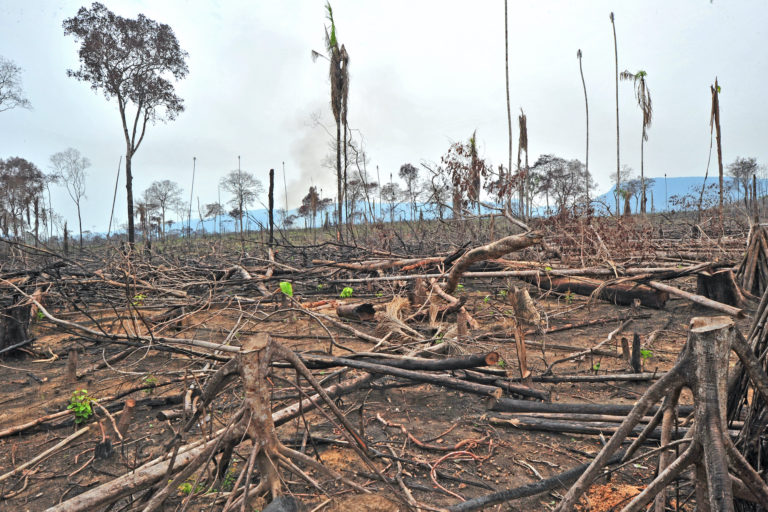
268;168;274;248
713;79;724;235
125;149;135;245
579;52;589;207
641;135;646;214
77;201;83;251
504;0;513;211
336;120;343;240
611;14;621;215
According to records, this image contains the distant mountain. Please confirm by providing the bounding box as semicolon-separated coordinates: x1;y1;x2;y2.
594;176;761;214
105;175;760;237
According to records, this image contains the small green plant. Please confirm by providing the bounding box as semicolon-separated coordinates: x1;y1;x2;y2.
177;482;204;495
279;281;294;297
375;291;384;298
483;295;491;304
36;311;44;321
592;362;601;371
456;284;465;292
498;289;508;298
564;290;575;305
222;462;238;491
68;389;94;424
340;287;354;298
316;283;325;291
131;293;146;306
142;375;158;394
640;349;653;361
497;359;507;369
544;266;553;272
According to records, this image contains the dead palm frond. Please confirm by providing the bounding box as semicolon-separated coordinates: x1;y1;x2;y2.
620;70;652;140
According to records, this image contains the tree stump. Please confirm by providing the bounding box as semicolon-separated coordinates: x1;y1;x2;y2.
0;293;30;354
697;269;747;308
139;334;384;512
554;316;768;512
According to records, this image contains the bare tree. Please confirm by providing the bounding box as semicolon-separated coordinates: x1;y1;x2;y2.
50;148;90;250
220;169;263;235
0;56;31;112
63;2;188;245
504;0;513;210
144;179;183;239
610;12;621;214
620;69;653;214
577;50;590;206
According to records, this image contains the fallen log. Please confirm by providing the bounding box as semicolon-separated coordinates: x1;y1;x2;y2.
335;302;376;321
307;356;504;399
647;280;744;317
522;274;668;309
487;397;693;417
446;451;628;512
444;231;543;294
298;352;499;372
452;370;551;401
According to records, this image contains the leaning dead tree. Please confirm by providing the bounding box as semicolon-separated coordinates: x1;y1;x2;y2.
553;316;768;512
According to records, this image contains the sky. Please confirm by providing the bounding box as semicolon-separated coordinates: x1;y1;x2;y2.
1;0;767;234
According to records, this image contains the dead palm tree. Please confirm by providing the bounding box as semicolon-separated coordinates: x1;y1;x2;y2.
517;110;529;218
577;49;589;206
610;12;620;214
620;69;652;214
711;78;724;235
312;2;349;239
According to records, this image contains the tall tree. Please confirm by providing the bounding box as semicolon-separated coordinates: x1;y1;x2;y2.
620;70;653;214
220;168;263;235
398;163;420;220
312;2;349;239
0;56;31;112
50;148;90;250
727;157;758;208
711;79;724;234
504;0;513;210
577;49;590;206
144;179;183;238
63;3;188;245
610;12;621;214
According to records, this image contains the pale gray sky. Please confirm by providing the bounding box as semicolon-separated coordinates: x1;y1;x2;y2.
1;0;766;233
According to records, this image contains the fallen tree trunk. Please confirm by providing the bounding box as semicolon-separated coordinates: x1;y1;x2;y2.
522;274;668;309
444;231;543;294
647;280;744;317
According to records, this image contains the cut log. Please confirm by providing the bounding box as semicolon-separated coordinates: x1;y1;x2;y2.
522;274;668;309
336;302;376;321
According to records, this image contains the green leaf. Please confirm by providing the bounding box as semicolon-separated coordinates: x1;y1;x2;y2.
340;287;354;298
279;281;294;297
544;266;553;272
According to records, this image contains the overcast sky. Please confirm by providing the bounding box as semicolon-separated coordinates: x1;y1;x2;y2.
1;0;766;233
